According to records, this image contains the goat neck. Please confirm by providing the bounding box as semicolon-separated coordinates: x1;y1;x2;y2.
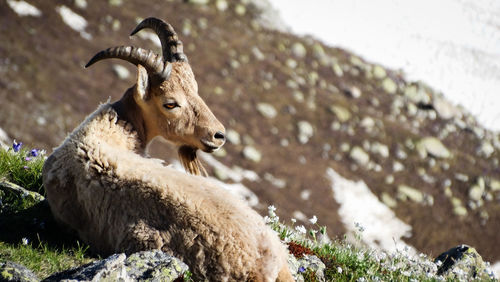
111;88;149;151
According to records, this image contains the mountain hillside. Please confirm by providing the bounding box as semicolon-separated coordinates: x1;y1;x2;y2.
1;0;500;265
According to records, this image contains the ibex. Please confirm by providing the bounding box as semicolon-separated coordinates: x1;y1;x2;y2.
42;18;294;281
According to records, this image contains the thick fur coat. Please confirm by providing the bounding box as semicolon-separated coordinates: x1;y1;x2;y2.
43;104;293;281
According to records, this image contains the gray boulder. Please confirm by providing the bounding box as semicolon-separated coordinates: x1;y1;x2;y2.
0;261;39;282
435;245;495;280
288;254;326;282
44;250;188;282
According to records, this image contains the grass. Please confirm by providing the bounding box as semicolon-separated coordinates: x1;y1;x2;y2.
0;141;45;194
0;240;93;279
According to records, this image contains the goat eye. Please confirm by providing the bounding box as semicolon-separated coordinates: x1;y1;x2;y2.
163;102;178;110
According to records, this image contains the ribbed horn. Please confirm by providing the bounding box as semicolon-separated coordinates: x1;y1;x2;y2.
85;46;172;80
130;17;187;63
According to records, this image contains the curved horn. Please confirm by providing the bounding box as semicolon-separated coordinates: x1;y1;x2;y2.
130;17;187;63
85;46;172;80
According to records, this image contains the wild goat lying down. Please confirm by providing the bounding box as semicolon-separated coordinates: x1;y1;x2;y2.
42;18;293;281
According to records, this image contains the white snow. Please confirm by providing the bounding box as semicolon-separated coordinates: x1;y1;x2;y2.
326;167;416;255
168;153;260;207
269;0;500;131
56;5;91;40
7;0;41;17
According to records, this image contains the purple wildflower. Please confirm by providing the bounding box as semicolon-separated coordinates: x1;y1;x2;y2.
13;140;22;152
23;166;29;170
25;157;31;162
298;266;306;273
29;149;39;157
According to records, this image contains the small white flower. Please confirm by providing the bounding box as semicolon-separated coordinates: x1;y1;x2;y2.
337;266;343;273
22;238;29;245
291;218;297;223
268;205;276;212
295;225;306;234
309;215;317;224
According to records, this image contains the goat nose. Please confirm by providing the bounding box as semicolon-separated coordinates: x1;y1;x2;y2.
214;131;225;141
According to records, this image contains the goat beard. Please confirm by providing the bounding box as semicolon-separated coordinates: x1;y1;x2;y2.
178;146;208;177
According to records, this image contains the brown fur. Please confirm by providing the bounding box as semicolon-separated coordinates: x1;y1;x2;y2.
43;61;294;281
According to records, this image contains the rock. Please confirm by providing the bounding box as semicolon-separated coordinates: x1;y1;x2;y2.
381;192;397;208
478;141;495;158
469;184;484;202
235;4;246;16
332;63;343;77
112;64;129;80
293;90;304;102
350;146;370;167
397;185;424;203
288;254;326;282
490;179;500;191
297;121;314;144
453;205;468;217
215;0;228;11
312;43;325;59
343;86;362;98
371;142;389;158
188;0;209;4
416;137;451;159
0;181;45;214
0;261;39;282
291;42;307;58
372;65;387;79
256;103;277;119
108;0;123;6
45;250;188;282
329;105;351;123
264;173;286;189
382;77;397;94
433;98;461;120
75;0;87;9
226;129;241;145
392;161;404;172
360;117;375;132
251;46;265;61
435;245;494;280
403;83;431;104
242;146;262;163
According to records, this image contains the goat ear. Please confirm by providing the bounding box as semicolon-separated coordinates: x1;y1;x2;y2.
134;64;150;101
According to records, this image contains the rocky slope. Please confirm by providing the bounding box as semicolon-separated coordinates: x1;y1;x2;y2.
1;0;499;265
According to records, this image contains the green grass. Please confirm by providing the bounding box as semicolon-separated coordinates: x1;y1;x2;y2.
0;239;93;279
0;142;45;194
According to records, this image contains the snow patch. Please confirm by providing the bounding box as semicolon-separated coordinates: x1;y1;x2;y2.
169;154;260;207
326;167;416;255
200;153;260;182
7;0;41;17
56;5;91;40
492;262;500;280
133;31;161;48
269;0;500;131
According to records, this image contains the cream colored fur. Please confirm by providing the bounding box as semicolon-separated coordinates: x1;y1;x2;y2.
43;74;294;280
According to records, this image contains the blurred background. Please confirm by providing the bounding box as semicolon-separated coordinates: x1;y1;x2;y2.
1;0;499;273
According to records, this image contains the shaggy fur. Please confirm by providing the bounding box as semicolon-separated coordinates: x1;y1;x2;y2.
43;102;294;280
